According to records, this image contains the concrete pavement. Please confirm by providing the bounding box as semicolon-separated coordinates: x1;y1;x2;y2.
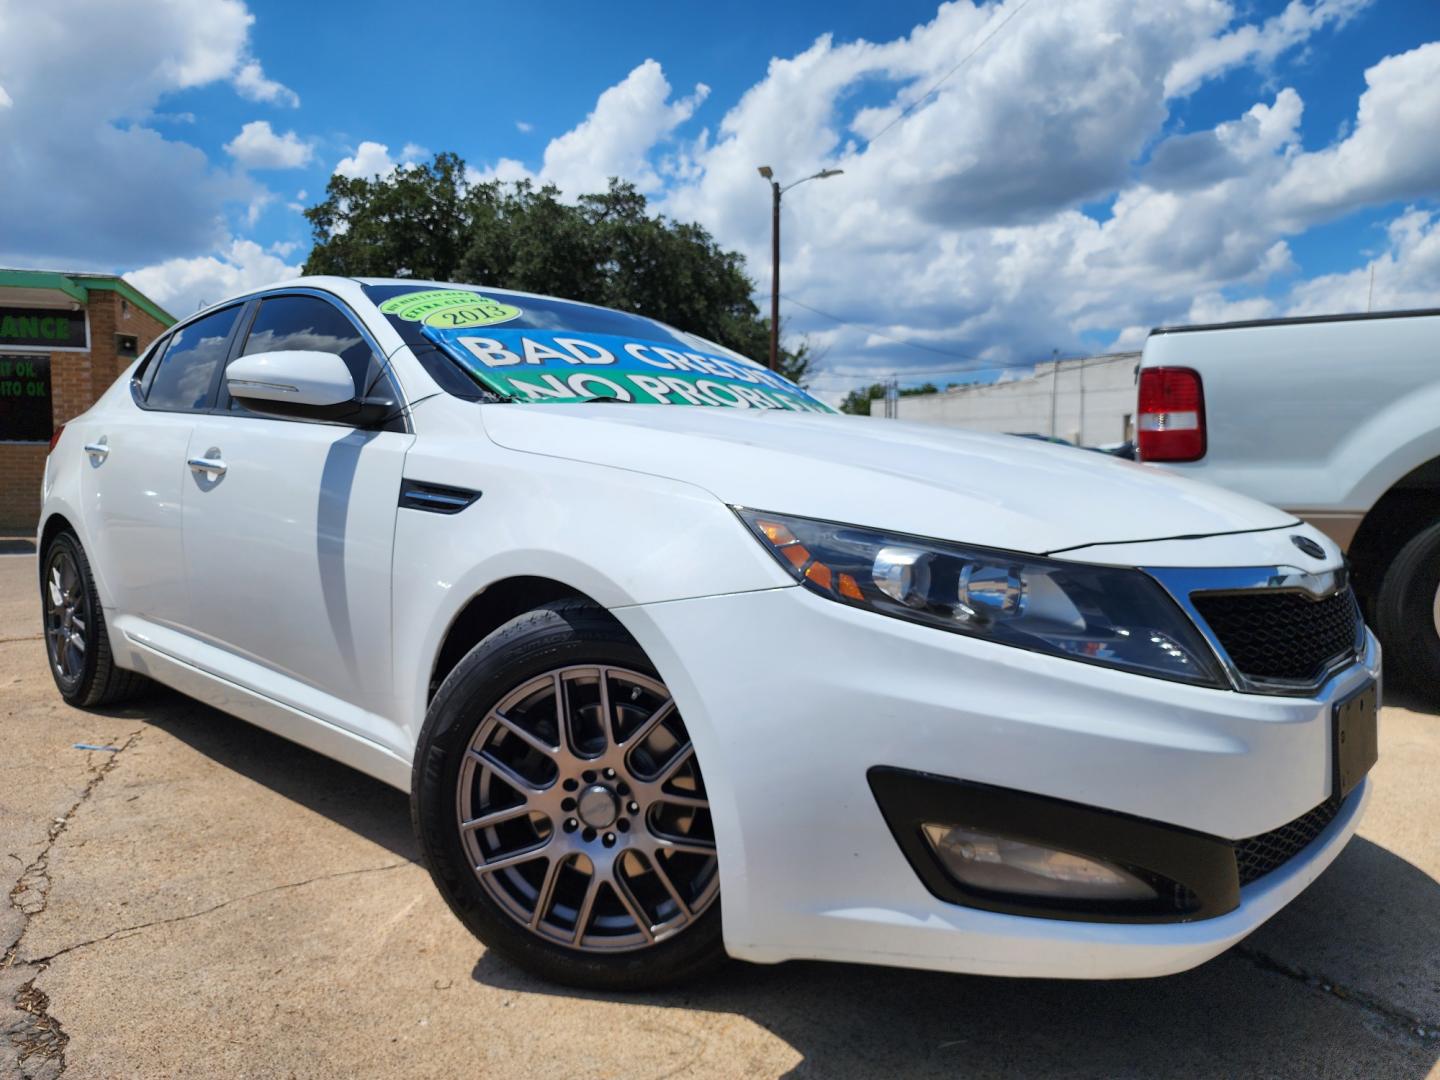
2;553;1437;1078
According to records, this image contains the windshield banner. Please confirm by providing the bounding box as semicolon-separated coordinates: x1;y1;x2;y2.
421;325;834;412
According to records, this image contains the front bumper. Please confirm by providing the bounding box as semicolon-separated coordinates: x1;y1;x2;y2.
616;583;1378;979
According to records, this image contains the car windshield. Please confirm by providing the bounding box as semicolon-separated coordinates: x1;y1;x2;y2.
362;283;833;413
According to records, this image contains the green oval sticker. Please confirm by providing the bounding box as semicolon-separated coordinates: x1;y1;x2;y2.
379;289;521;328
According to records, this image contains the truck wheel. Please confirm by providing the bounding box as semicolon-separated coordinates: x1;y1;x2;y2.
1374;520;1440;698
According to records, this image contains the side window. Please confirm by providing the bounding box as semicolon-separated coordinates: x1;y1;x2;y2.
233;295;388;412
131;332;171;396
145;306;241;412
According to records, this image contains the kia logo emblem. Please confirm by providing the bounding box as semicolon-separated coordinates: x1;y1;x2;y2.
1291;535;1326;560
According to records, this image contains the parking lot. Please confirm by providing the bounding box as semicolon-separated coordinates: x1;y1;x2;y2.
1;552;1437;1079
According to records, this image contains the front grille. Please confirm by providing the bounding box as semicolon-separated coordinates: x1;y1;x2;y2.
1191;587;1361;685
1234;798;1342;886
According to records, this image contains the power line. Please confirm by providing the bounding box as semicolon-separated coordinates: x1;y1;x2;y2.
861;0;1039;149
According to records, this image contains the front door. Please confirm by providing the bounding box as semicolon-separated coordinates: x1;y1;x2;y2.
179;293;413;753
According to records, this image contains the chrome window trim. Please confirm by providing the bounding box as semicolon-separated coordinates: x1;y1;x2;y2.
1143;565;1368;697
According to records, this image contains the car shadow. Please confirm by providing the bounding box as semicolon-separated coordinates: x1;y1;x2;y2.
111;687;1439;1077
467;838;1440;1078
110;685;416;861
1382;683;1440;718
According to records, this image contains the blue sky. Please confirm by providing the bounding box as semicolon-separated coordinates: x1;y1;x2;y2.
3;0;1438;395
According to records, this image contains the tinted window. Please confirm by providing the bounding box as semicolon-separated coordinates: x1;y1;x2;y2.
236;295;385;406
146;306;240;411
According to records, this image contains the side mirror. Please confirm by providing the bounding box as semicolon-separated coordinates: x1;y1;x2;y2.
226;350;392;426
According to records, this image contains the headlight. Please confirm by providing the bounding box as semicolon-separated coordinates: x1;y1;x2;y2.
736;508;1225;687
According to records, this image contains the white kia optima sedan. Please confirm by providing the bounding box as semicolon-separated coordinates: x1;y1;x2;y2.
39;278;1379;989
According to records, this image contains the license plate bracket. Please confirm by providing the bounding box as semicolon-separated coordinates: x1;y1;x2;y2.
1333;681;1378;800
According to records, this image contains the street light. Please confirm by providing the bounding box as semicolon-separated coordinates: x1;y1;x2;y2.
757;165;844;370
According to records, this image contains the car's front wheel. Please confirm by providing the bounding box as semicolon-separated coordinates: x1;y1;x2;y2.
412;600;725;990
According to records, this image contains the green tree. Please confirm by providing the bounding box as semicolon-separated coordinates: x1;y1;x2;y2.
303;157;814;382
839;381;939;415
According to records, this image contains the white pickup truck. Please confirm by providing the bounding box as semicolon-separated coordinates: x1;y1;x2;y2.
1136;308;1440;696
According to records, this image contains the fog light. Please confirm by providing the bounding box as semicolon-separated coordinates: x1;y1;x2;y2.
921;823;1156;901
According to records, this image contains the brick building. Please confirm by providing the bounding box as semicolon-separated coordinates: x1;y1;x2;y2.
0;270;174;531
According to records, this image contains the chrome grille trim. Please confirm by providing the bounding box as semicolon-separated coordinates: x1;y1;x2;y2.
1143;565;1368;696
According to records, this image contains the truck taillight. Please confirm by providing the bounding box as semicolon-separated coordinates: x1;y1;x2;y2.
1137;367;1205;462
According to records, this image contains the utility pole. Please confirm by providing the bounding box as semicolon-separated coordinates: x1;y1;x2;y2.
756;166;844;370
1048;348;1060;439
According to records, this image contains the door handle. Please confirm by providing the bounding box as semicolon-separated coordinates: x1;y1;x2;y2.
187;455;228;477
83;441;109;460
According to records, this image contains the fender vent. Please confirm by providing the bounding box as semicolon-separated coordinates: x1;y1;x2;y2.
399;480;481;515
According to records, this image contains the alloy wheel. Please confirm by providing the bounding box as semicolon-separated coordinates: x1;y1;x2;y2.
457;665;719;952
44;549;87;685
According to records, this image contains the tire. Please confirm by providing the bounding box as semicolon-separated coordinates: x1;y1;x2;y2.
412;600;726;990
40;530;149;707
1374;519;1440;699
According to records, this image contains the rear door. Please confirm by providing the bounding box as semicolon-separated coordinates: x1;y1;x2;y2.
180;291;413;751
80;303;244;629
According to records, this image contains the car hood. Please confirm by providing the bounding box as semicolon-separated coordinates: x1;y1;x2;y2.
479;405;1297;555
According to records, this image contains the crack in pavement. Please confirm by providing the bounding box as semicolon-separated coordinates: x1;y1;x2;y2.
23;861;413;966
3;728;143;1077
1236;944;1439;1043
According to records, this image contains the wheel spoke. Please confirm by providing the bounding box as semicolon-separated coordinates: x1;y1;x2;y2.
571;870;601;946
69;634;85;655
645;833;716;857
491;708;557;758
596;666;614;751
619;698;675;750
530;855;565;929
552;672;575;757
460;804;535;831
607;864;656;944
653;742;695;788
640;850;692;922
468;747;547;798
475;839;551;874
60;559;79;599
651;790;707;811
47;568;63;607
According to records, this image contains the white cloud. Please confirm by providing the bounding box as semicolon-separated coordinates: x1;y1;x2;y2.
538;60;709;195
1286;208;1440;315
1165;0;1372;97
0;0;287;267
0;84;11;109
516;120;533;133
224;120;312;169
332;140;431;179
232;58;299;107
125;238;302;316
1273;42;1440;222
334;141;397;178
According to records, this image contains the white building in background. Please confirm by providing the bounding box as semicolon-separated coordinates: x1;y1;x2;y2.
868;352;1140;447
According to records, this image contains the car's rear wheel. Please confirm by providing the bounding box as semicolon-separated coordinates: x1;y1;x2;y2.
412;600;725;990
40;531;148;707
